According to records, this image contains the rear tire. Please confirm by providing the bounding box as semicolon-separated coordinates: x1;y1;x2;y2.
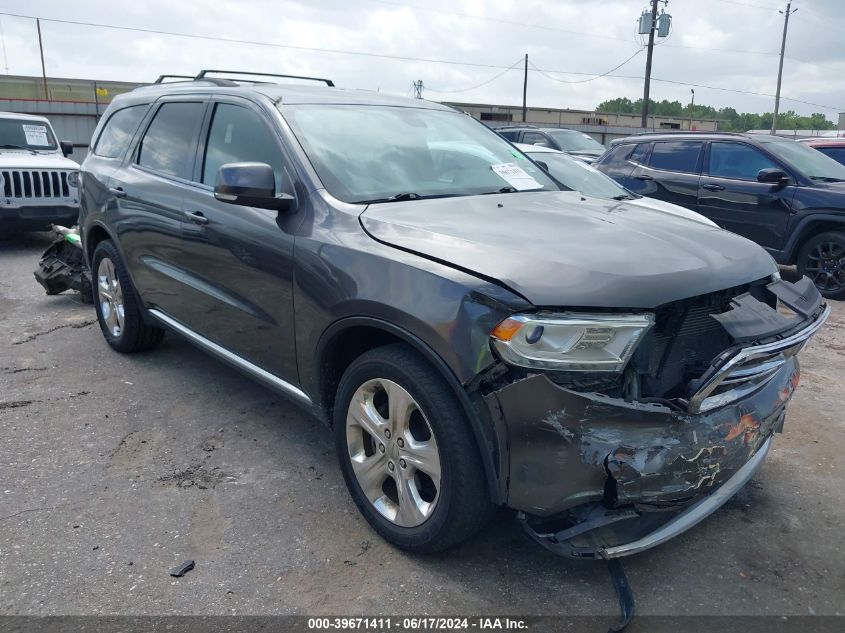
797;231;845;300
92;240;164;353
334;343;496;553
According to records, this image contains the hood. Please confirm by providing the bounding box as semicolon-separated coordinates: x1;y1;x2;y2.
361;191;776;308
0;151;80;170
625;195;718;227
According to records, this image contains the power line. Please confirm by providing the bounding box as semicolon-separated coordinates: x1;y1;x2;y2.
0;11;515;72
4;10;842;113
426;58;524;94
528;48;644;84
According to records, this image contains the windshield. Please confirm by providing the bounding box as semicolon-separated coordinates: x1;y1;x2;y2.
528;151;632;199
546;130;605;153
757;137;845;181
0;118;58;151
282;105;558;203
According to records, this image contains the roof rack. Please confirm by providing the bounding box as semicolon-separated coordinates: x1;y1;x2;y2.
195;70;335;87
496;125;540;130
153;74;197;84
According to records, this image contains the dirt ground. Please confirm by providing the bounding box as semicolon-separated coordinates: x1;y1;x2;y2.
1;232;844;627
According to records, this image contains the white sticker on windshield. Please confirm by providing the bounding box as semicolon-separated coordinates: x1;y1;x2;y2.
490;163;542;191
22;124;50;146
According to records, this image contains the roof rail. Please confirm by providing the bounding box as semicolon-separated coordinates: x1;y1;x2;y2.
195;70;335;87
154;74;197;84
496;124;540;130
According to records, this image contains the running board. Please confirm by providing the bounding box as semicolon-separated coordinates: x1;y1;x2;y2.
148;308;312;407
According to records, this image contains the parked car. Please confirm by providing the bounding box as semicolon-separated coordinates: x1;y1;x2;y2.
799;137;845;167
497;126;605;162
79;72;827;558
595;132;845;299
0;112;79;232
516;143;717;227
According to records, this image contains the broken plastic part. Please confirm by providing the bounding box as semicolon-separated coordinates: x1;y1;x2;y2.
607;559;635;633
169;560;195;577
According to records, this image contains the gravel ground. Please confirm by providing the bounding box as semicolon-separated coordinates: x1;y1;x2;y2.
1;232;844;626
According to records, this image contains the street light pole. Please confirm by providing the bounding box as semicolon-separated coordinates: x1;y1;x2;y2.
689;88;695;130
522;53;528;123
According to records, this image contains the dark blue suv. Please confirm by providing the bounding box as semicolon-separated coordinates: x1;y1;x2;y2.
596;132;845;299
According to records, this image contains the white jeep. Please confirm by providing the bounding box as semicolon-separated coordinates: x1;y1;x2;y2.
0;112;80;233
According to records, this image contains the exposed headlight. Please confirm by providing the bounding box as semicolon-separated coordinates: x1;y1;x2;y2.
490;312;653;372
67;171;79;189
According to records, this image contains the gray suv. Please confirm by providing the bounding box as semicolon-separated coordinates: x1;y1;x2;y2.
79;71;827;558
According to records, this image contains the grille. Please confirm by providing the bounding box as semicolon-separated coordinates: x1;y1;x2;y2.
639;281;771;400
1;169;71;199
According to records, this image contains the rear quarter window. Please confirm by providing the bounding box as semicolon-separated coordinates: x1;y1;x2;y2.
93;105;148;159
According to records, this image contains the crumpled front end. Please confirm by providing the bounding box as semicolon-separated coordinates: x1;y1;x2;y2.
481;276;828;558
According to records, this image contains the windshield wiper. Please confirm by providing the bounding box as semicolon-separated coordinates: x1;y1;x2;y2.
612;194;636;200
810;176;845;183
355;192;465;204
0;144;29;150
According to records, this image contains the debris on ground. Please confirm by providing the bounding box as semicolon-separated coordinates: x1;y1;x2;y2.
33;225;92;302
169;560;195;577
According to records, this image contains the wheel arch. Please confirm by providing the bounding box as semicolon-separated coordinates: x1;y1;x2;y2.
315;316;505;505
784;214;845;264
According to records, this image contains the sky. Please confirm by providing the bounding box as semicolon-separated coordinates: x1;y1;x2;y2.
0;0;844;122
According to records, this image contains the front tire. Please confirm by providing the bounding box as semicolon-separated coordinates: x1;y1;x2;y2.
92;240;164;353
797;231;845;300
334;344;495;553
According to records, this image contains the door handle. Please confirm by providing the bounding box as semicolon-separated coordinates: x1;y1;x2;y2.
109;186;127;198
701;183;725;191
634;174;653;181
184;210;209;225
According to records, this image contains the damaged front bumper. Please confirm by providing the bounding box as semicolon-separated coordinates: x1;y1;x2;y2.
484;295;828;559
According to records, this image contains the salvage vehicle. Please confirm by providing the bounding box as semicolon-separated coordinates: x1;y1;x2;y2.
496;126;606;163
516;143;717;227
79;71;828;558
595;132;845;299
0;112;80;233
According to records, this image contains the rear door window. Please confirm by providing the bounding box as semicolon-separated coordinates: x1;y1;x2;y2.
707;142;778;181
498;130;518;141
93;105;147;158
137;102;205;180
648;141;703;174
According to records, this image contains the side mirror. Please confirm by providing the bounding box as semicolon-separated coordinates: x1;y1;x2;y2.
60;141;73;157
534;160;549;172
757;168;788;184
214;162;294;212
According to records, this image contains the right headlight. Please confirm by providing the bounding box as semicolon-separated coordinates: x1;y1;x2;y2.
490;312;653;372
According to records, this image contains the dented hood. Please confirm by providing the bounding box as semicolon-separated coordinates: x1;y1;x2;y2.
361;191;777;308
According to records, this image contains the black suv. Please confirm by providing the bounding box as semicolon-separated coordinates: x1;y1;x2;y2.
79;72;827;558
596;132;845;299
496;126;606;162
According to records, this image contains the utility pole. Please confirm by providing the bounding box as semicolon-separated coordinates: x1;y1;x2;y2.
640;0;659;129
771;1;797;134
36;18;48;100
522;53;528;123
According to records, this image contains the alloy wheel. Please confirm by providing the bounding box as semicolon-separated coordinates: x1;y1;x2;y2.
97;256;125;338
346;378;441;527
805;241;845;294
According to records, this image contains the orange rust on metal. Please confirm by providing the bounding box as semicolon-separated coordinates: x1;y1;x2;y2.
724;413;760;443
